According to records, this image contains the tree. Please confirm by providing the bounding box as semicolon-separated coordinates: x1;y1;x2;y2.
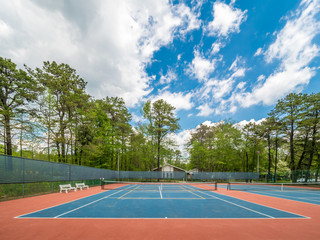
0;57;39;156
242;122;263;172
103;97;132;170
188;121;243;172
31;61;88;162
273;93;305;174
302;93;320;181
142;99;180;171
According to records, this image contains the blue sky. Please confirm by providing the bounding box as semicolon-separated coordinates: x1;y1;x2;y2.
142;0;320;131
0;0;320;146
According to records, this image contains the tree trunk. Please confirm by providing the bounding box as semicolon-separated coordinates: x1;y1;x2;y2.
307;118;318;171
296;132;309;170
267;134;271;182
274;138;278;183
289;121;295;171
20;125;23;157
4;115;12;156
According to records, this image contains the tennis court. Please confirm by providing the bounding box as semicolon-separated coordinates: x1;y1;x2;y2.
17;182;307;219
1;183;320;240
224;182;320;205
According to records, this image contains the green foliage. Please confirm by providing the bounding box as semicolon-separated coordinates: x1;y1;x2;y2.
141;99;180;170
0;57;39;155
189;121;243;172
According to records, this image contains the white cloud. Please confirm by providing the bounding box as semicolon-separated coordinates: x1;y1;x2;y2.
210;40;224;55
167;129;193;158
0;0;200;108
159;68;177;85
231;0;320;109
197;120;221;128
265;0;320;67
151;90;194;112
187;50;216;81
237;67;314;107
174;3;202;35
0;20;12;38
207;1;247;37
131;113;145;124
196;103;214;117
233;118;266;130
195;54;247;114
207;79;234;101
236;81;246;89
257;75;266;82
254;48;263;56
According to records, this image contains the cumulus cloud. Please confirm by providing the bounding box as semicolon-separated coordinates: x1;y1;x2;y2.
196;103;214;117
0;0;200;108
210;41;224;55
194;54;247;116
229;0;320;110
187;50;216;82
233;118;266;130
159;68;177;85
207;1;247;37
188;1;248;116
151;90;194;112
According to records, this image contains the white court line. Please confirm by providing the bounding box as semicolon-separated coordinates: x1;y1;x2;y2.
54;189;124;218
251;191;320;204
180;185;206;199
16;216;309;220
15;189;119;218
159;186;163;199
199;190;310;219
196;190;275;218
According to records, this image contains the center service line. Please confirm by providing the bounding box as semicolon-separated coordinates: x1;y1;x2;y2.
159;186;163;199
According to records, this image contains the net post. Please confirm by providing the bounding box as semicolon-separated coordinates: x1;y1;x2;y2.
100;178;104;190
281;183;283;191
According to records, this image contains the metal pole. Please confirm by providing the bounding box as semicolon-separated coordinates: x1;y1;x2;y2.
257;151;260;173
117;149;120;181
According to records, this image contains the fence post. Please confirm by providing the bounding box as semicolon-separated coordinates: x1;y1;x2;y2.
69;164;71;182
22;158;25;198
51;162;54;192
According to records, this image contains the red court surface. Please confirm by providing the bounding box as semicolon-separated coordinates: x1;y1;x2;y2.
0;186;319;240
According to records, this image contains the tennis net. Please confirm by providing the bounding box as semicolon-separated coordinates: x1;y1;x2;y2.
227;182;320;191
101;180;217;191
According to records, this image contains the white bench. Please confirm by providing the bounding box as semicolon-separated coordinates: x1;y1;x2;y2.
76;183;89;190
59;184;77;193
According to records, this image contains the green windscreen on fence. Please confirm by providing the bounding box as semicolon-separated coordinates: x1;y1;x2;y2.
0;154;116;183
1;154;264;184
190;172;259;181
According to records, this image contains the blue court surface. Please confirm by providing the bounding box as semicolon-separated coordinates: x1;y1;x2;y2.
222;183;320;205
17;183;308;219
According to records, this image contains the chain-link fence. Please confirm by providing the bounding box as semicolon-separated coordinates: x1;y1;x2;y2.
0;154;118;200
7;154;317;200
189;172;259;181
259;169;320;183
0;154;116;184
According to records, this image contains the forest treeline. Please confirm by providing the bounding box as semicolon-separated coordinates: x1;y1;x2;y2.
189;91;320;180
1;57;319;178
